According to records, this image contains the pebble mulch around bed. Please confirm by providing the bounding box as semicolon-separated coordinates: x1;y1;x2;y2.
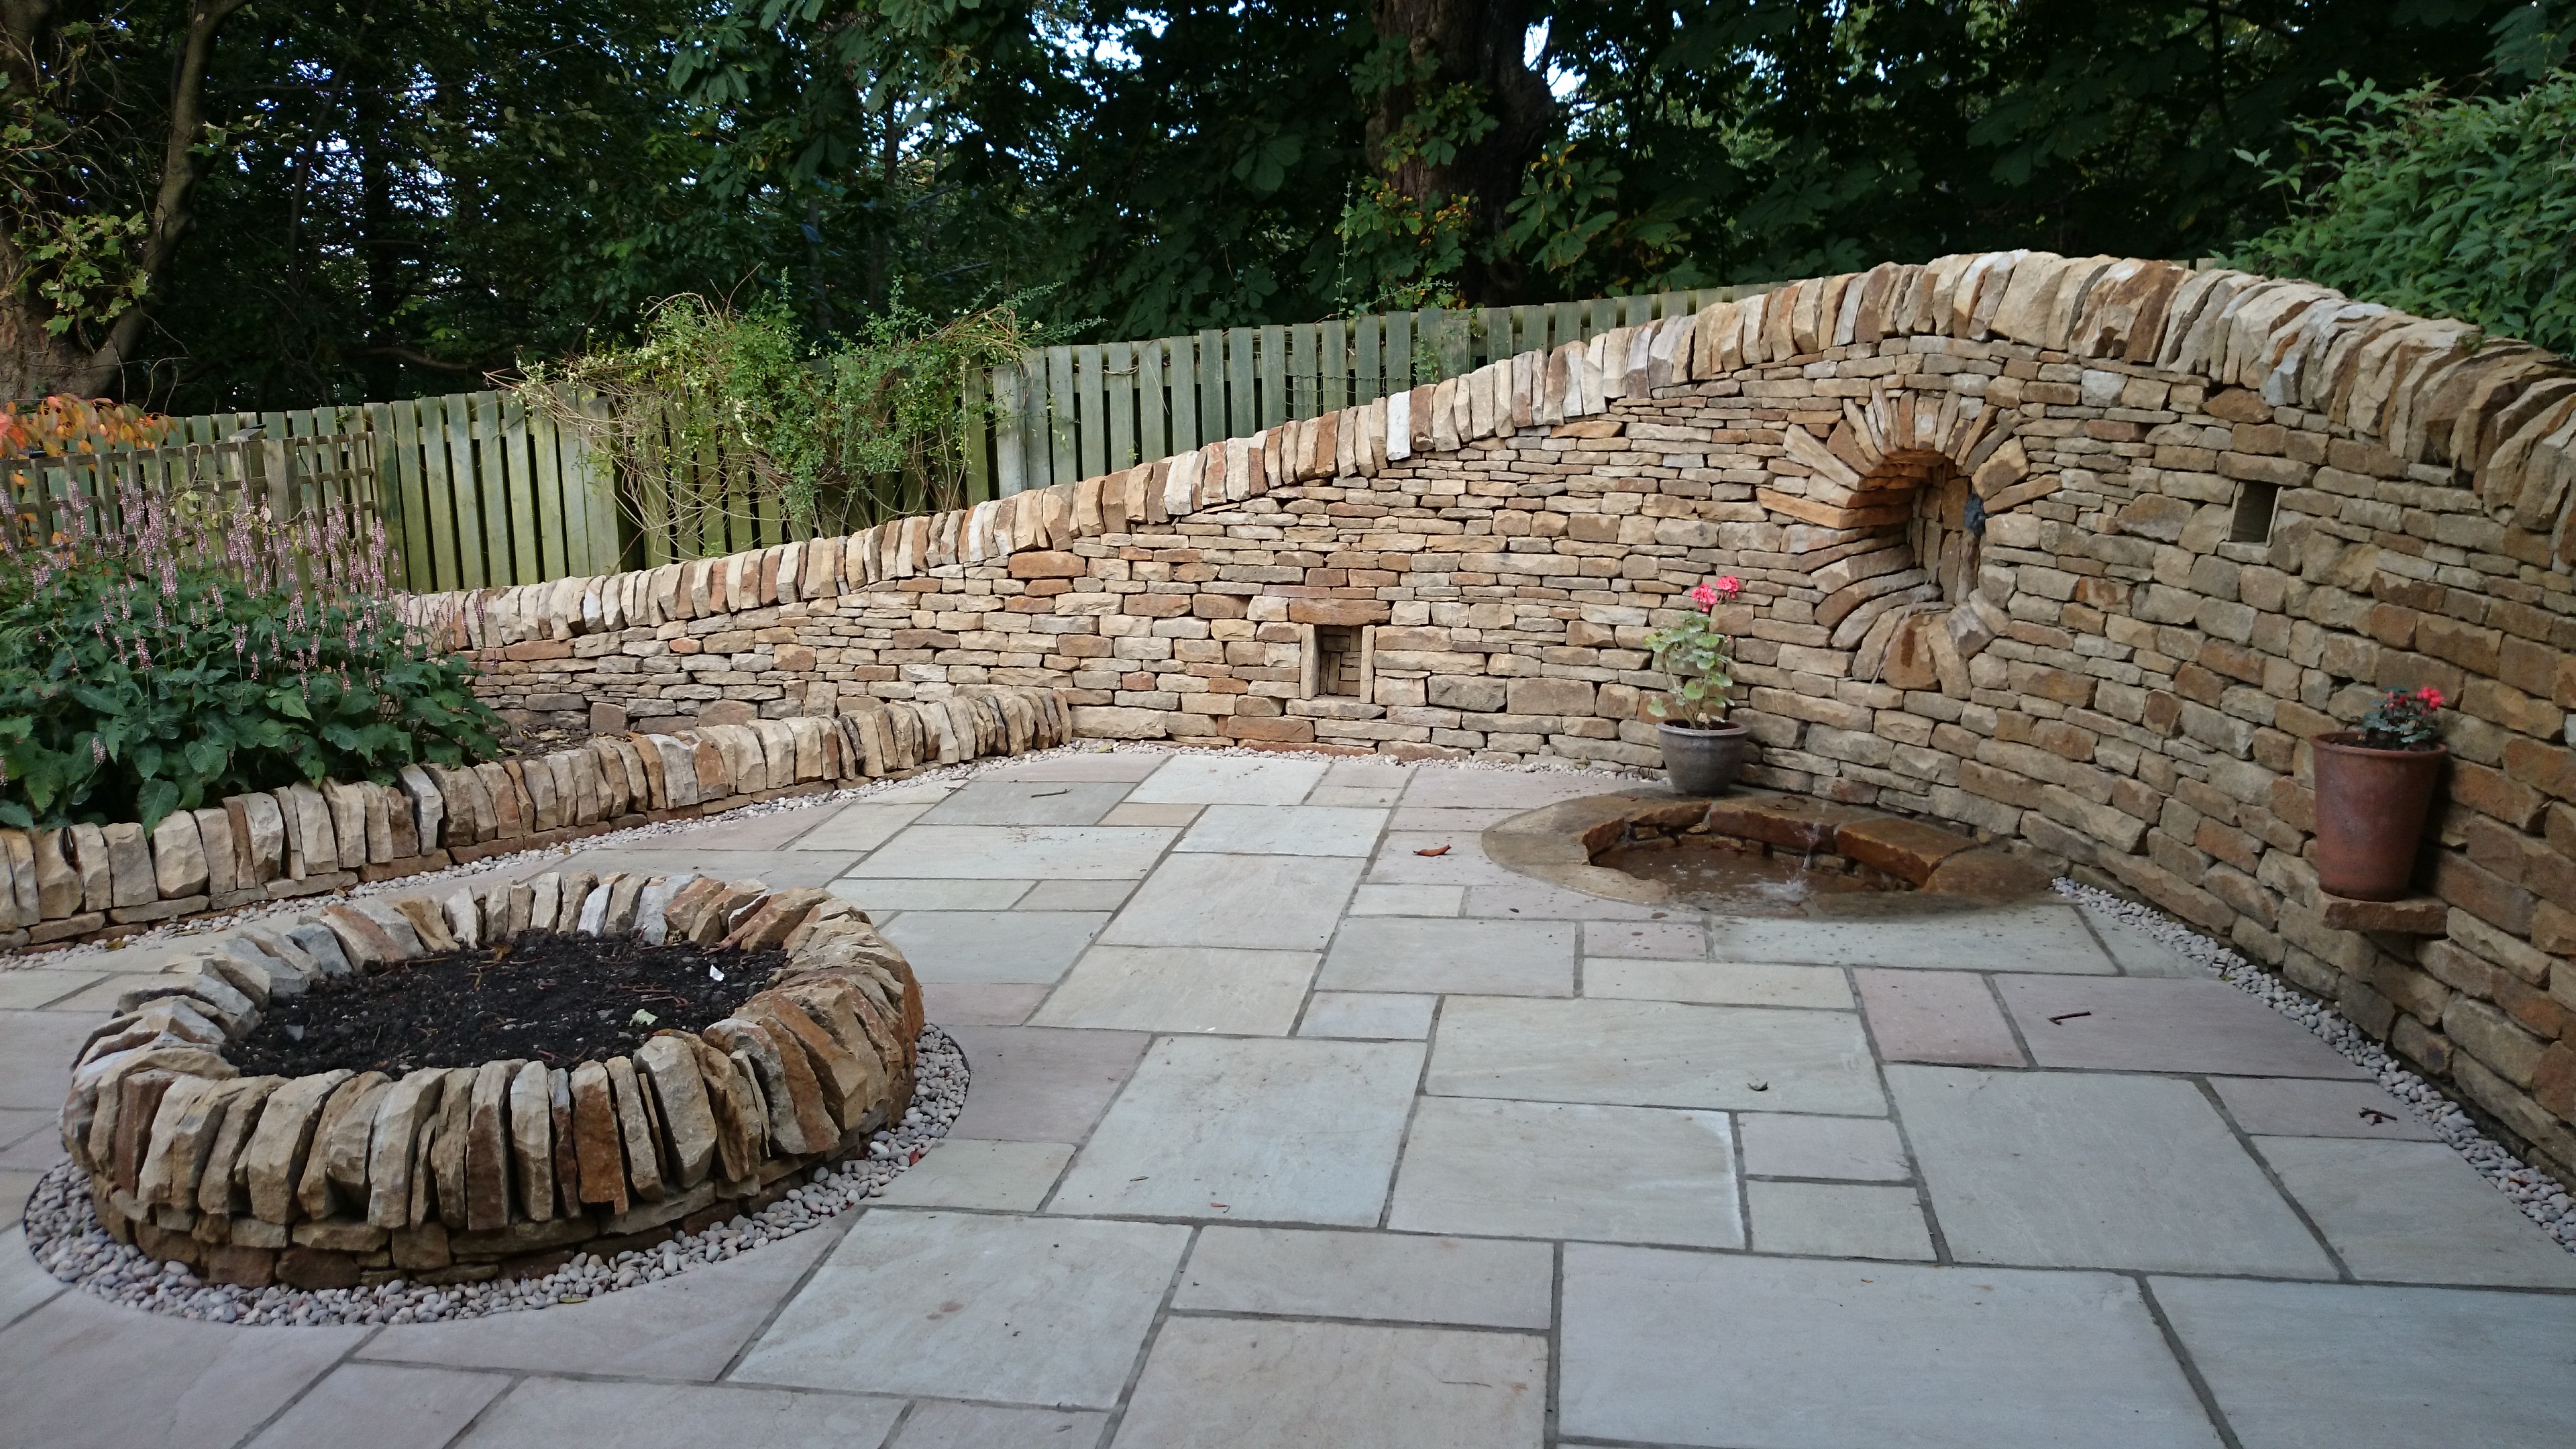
19;1025;967;1326
2059;879;2576;1250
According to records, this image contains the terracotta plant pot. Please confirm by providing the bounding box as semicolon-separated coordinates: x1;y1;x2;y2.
2310;731;2447;900
1658;721;1754;797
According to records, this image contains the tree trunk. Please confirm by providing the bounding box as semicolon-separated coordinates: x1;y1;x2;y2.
1;0;247;400
1366;0;1554;305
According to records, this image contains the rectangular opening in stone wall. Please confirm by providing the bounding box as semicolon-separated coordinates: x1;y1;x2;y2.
1312;625;1364;698
2230;480;2281;544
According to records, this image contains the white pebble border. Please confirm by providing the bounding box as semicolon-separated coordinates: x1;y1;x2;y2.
17;1025;968;1326
2058;878;2576;1250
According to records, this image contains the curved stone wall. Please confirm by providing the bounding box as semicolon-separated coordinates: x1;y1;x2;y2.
60;873;922;1289
411;254;2576;1189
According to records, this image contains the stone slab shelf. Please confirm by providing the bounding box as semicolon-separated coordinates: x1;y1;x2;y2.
58;871;924;1292
2316;893;2449;935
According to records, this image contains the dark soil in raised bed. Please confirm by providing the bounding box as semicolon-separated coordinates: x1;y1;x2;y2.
230;931;783;1077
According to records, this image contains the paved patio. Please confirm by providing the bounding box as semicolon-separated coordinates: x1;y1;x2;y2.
5;748;2576;1448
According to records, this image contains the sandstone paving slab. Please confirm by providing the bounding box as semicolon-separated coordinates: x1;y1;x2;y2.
1389;1095;1742;1247
1852;967;2027;1066
1561;1247;2222;1449
1319;757;1415;790
2077;901;2208;977
1389;805;1522;830
1746;1181;1936;1260
735;1211;1190;1409
1297;991;1437;1040
920;780;1134;826
875;1139;1075;1212
982;752;1169;782
847;824;1178;879
457;1379;905;1448
1049;1036;1422;1225
1365;833;1525;887
916;981;1050;1026
2149;1275;2576;1449
0;1169;32;1221
0;1225;64;1334
1584;918;1706;958
790;802;934;851
1175;804;1389;856
1110;1317;1546;1449
1707;904;2117;972
942;1026;1152;1143
830;877;1032;911
1346;883;1462;916
1032;945;1318;1035
246;1363;510;1449
1589;958;1853;1009
0;1105;54;1154
0;1009;94;1109
1173;1226;1554;1328
1017;878;1136;911
1401;769;1631;809
1458;880;1672;920
878;911;1110;985
2251;1136;2576;1287
1890;1065;2339;1277
1318;918;1576;997
1099;853;1363;951
1738;1112;1912;1181
1126;754;1328;805
1996;977;2366;1078
1099;802;1202;827
0;1287;370;1449
558;845;861;889
1307;785;1401;807
0;969;102;1010
653;805;847;851
891;1401;1110;1448
366;1214;840;1379
2209;1077;2435;1140
1426;996;1885;1116
21;972;178;1016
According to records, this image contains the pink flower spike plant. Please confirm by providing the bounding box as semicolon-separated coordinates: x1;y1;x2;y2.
1646;578;1743;729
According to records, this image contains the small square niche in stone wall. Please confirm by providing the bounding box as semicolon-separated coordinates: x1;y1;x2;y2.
2230;480;2282;545
1302;624;1373;700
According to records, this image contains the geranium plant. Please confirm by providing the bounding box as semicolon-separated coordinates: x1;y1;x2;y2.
1645;576;1743;729
2357;686;2445;751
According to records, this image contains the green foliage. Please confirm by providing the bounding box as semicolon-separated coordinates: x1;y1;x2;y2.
521;291;1055;545
0;492;500;830
1644;578;1743;728
2231;70;2576;355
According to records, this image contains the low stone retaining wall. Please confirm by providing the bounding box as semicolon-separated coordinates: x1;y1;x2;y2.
59;871;921;1290
0;684;1067;951
395;252;2576;1189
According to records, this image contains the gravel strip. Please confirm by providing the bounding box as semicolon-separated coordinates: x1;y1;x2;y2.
2058;878;2576;1250
17;1024;969;1326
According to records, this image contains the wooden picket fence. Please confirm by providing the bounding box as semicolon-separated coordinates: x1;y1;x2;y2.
968;284;1782;495
133;283;1782;592
4;431;382;552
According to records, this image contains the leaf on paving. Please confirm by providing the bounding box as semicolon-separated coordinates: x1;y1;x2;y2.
1414;844;1451;856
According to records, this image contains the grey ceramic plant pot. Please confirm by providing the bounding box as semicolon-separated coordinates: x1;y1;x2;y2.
1658;721;1754;797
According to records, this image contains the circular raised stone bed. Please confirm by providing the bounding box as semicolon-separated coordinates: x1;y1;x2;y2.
51;869;927;1293
1483;787;2053;914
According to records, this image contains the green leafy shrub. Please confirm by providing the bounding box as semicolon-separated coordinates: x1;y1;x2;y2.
2233;69;2576;356
0;488;500;830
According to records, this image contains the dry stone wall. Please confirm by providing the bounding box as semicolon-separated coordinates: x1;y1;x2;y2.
420;252;2576;1186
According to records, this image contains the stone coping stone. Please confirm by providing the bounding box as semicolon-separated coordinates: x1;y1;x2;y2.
1481;787;2053;908
54;870;928;1292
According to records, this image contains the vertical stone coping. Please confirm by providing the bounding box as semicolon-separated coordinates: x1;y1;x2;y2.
0;684;1069;951
57;871;927;1291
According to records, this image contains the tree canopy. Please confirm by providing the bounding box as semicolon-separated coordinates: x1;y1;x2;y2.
0;0;2552;413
